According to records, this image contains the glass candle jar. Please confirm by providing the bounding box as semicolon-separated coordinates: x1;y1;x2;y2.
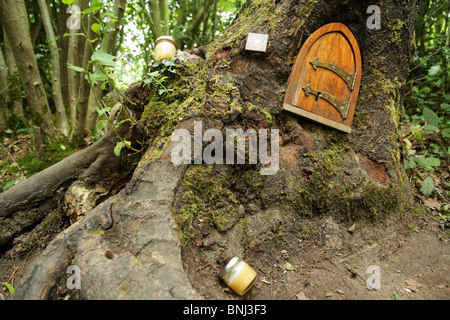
219;256;257;295
154;36;176;61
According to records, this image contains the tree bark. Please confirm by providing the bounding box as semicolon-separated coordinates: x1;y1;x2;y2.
0;0;56;141
37;0;69;136
5;0;418;300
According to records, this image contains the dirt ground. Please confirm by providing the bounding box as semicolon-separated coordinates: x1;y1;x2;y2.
182;210;449;300
0;197;448;300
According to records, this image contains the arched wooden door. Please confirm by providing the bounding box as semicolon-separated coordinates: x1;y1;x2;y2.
283;23;362;133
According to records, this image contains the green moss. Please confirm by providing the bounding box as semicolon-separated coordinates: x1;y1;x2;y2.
285;144;401;219
247;102;273;122
140;63;204;159
299;0;317;19
173;165;241;245
388;19;405;45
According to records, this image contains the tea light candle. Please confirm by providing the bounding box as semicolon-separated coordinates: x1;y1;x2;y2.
154;36;176;61
220;256;257;295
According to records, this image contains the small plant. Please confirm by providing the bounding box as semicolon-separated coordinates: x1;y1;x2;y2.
402;104;449;201
143;58;178;95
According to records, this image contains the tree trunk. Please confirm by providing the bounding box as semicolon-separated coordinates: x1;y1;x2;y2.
67;0;88;134
0;44;9;103
70;10;100;146
58;0;70;109
0;46;7;132
0;0;56;141
4;0;418;300
2;29;24;118
37;0;69;137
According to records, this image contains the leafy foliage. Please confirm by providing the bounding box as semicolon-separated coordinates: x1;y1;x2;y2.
143;58;177;95
402;0;449;212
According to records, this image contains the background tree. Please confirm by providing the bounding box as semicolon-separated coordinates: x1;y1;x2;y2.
0;0;56;141
37;0;70;136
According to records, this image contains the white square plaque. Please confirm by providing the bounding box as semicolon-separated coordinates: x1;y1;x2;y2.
245;33;269;52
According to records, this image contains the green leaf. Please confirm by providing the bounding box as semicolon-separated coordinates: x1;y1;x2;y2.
162;58;176;67
422;108;441;127
0;282;15;294
81;7;102;15
96;107;111;117
441;103;450;113
420;177;434;198
90;227;104;237
413;156;440;170
428;65;442;76
114;140;131;156
114;141;124;156
115;118;132;129
429;143;443;157
67;63;85;73
423;124;438;132
393;293;403;300
91;50;116;67
64;32;85;37
85;70;108;82
404;159;415;170
3;180;17;190
62;0;75;5
148;71;160;78
102;10;118;20
442;128;450;138
411;125;423;141
91;23;101;34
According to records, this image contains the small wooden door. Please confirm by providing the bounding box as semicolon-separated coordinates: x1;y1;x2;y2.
283;23;362;133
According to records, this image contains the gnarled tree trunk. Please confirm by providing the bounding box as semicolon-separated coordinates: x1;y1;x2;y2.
2;0;417;300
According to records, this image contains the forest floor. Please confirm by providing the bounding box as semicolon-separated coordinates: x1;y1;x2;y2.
0;132;449;300
183;209;449;300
